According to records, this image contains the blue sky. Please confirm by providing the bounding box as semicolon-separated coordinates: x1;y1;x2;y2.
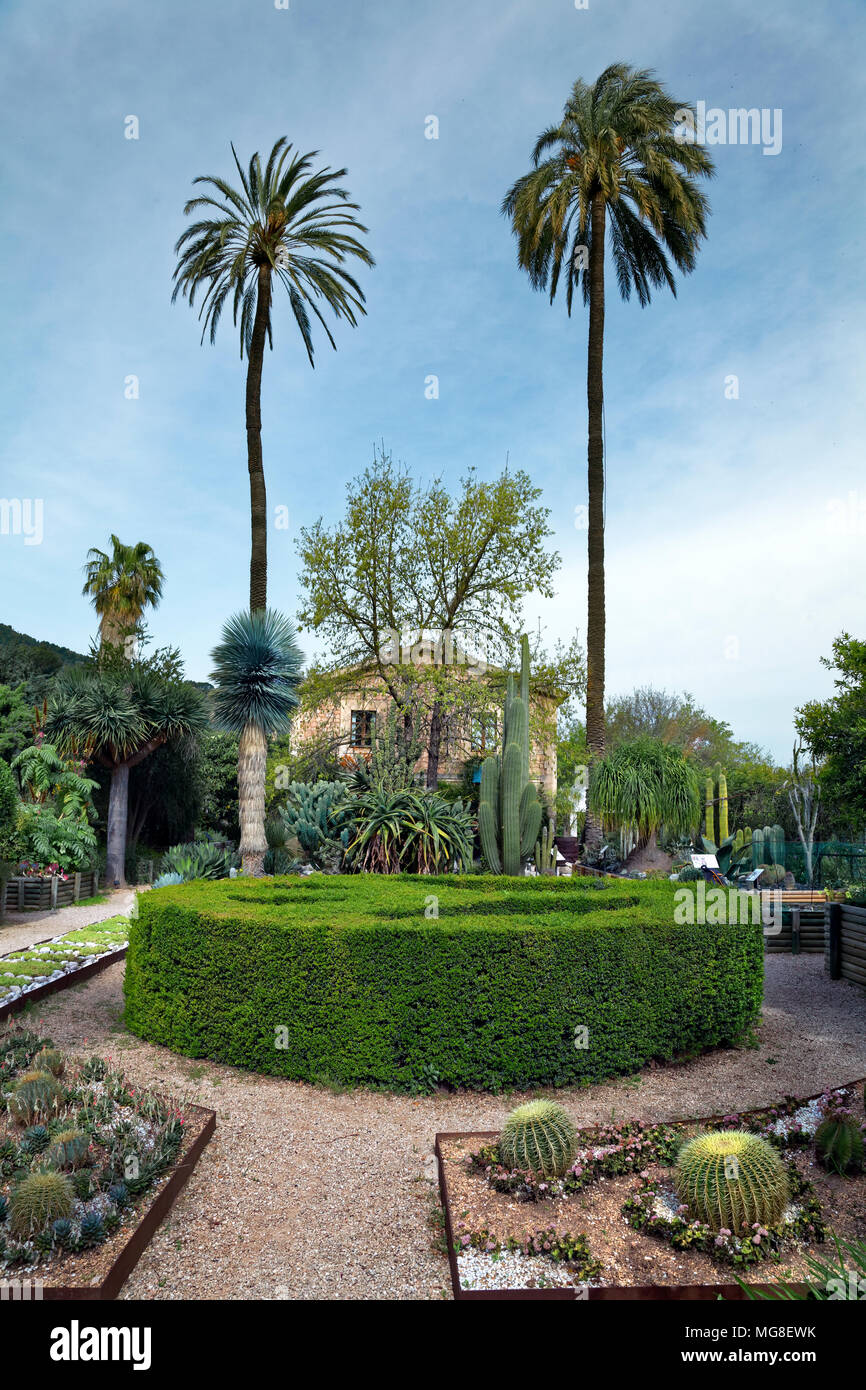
1;0;863;762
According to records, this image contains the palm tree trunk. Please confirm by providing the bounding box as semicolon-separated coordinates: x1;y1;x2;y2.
584;194;607;856
106;763;129;886
238;721;268;876
246;263;272;614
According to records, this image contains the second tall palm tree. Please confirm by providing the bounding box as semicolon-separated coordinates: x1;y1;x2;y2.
503;64;714;852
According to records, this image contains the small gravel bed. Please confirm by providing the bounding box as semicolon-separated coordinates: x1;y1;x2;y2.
0;889;137;955
22;952;866;1301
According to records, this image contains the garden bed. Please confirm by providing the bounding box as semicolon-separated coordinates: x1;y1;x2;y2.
0;917;129;1020
0;1024;215;1299
435;1082;866;1299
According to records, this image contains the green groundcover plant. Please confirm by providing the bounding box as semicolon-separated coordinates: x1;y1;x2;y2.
124;876;763;1092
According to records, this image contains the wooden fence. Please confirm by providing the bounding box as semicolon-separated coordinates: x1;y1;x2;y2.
1;869;100;915
826;902;866;987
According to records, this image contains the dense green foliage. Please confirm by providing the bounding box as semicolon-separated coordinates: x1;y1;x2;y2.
124;875;763;1091
796;634;866;834
589;737;700;842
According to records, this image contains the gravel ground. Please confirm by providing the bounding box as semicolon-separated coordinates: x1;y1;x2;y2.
0;889;137;955
17;953;866;1301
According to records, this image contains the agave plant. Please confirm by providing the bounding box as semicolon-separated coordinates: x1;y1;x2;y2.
210;610;304;875
159;840;238;883
341;787;474;875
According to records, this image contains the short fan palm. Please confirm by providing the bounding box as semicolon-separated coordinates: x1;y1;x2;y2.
503;64;714;849
210;610;304;875
172;138;374;613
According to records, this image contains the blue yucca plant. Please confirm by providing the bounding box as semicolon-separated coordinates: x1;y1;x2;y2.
210;610;304;875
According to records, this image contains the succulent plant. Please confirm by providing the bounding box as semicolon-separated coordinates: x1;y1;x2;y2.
498;1099;577;1178
78;1211;106;1247
72;1169;94;1200
9;1070;64;1125
51;1217;75;1249
0;1194;8;1223
534;818;557;876
79;1056;107;1082
760;863;787;888
108;1182;129;1206
675;1131;790;1231
151;871;184;889
46;1128;90;1171
478;638;542;875
34;1047;65;1077
0;1137;19;1177
19;1124;50;1155
815;1115;864;1175
8;1171;74;1238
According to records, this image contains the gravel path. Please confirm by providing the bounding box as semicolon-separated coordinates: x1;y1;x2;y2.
18;953;866;1301
0;889;137;955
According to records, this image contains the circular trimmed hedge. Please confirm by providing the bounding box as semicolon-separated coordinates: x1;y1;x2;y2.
124;874;763;1092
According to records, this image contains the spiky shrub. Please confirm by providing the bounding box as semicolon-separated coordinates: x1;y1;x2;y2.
815;1115;864;1175
159;841;237;883
46;1129;90;1171
675;1131;790;1231
19;1125;50;1155
8;1171;73;1238
33;1047;65;1077
498;1100;577;1178
9;1070;63;1125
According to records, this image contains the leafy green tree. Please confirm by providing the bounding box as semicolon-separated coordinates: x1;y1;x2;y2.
45;658;207;885
82;536;164;650
796;633;866;835
0;683;36;762
172;137;374;614
198;731;241;840
503;64;714;849
10;740;99;871
297;447;560;786
210;610;304;874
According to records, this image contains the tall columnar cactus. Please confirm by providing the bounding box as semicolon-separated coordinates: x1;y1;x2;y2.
716;764;729;843
705;764;729;844
498;1100;577;1177
535;818;557;875
478;640;542;875
705;772;714;843
751;827;765;871
675;1131;790;1232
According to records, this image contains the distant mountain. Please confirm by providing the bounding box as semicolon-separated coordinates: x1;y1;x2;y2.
0;623;87;673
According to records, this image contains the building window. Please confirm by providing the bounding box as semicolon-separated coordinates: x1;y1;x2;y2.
350;709;376;748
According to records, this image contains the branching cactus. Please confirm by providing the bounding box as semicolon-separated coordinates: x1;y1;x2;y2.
815;1115;864;1174
499;1100;577;1177
675;1131;790;1231
9;1171;74;1238
478;638;542;875
280;781;348;867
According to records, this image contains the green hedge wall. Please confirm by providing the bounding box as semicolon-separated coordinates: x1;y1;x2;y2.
124;875;764;1092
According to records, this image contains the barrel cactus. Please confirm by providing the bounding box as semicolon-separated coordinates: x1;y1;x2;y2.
8;1171;74;1238
498;1100;577;1178
46;1129;91;1171
675;1131;790;1231
9;1070;64;1125
34;1047;65;1077
815;1115;864;1174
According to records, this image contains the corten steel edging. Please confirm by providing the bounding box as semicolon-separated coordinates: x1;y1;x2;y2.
435;1077;866;1302
0;945;128;1023
27;1106;216;1301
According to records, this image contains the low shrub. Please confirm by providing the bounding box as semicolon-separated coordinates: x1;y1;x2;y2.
124;874;764;1091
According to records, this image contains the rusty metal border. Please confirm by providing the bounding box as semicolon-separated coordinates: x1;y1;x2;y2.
18;1104;216;1302
0;945;128;1023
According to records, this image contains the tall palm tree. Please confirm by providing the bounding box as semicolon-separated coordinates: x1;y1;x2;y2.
82;536;164;651
503;64;714;851
210;609;304;875
172;137;375;613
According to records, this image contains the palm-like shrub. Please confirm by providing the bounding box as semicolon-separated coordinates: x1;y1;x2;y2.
45;664;207;885
9;1171;74;1238
210;610;304;875
342;787;473;875
675;1131;790;1231
589;737;699;849
499;1100;577;1178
